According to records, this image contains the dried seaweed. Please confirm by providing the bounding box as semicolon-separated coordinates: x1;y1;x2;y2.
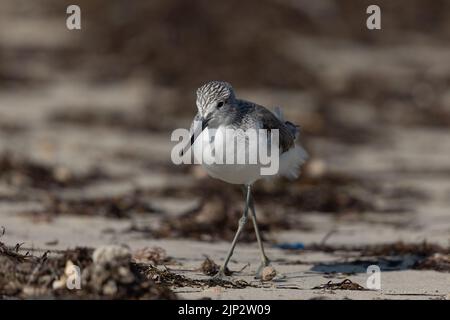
153;171;426;220
360;241;449;257
78;260;176;299
306;241;450;273
35;190;159;218
0;122;27;135
305;241;449;256
143;265;250;289
144;171;427;241
0;154;107;189
0;244;176;299
74;0;314;89
200;256;221;276
254;173;425;214
0;241;32;263
152;194;292;242
313;279;366;291
414;253;450;272
199;256;232;276
49;109;172;133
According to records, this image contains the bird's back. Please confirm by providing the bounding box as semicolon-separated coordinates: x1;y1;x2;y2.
231;99;297;153
187;89;307;183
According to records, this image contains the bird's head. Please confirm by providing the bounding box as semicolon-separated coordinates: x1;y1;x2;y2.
196;81;235;125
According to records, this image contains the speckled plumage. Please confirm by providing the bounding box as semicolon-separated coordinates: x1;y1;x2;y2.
193;81;299;153
188;80;307;183
185;81;308;279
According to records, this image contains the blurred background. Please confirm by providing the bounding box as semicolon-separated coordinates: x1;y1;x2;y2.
0;0;450;247
1;0;450;300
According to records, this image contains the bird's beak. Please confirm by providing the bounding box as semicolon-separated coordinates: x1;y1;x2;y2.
200;116;210;131
180;116;210;156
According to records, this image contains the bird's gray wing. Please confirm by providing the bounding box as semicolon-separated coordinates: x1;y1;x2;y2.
248;104;296;153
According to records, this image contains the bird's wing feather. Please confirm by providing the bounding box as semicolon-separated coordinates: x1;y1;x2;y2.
258;108;295;153
242;102;296;153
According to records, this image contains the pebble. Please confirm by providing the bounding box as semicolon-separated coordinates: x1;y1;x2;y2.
261;266;277;281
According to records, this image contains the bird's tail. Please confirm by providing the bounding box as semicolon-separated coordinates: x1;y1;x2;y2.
273;106;300;139
272;106;308;179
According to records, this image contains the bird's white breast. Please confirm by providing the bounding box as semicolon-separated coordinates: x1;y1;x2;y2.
192;125;264;185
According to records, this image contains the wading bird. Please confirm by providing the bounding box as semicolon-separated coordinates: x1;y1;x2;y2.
182;81;307;279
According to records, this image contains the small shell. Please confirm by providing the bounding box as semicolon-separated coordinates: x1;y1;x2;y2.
261;266;277;281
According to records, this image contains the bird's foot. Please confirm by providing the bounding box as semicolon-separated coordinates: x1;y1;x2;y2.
254;259;271;279
211;267;229;281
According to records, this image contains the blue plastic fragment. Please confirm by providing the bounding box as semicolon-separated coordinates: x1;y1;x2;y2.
275;242;305;250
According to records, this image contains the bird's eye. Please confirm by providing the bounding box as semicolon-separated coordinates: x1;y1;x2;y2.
217;101;224;108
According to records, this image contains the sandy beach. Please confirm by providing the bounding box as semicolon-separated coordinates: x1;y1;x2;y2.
1;0;449;300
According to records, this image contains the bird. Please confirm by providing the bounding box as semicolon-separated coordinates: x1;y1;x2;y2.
182;80;308;279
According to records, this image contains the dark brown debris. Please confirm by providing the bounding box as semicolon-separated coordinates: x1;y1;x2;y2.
79;258;176;300
360;241;449;257
254;172;427;214
0;122;27;135
34;190;160;218
0;243;176;299
0;153;107;190
73;0;315;89
129;172;426;243
414;253;450;272
305;241;450;273
152;194;293;242
200;256;220;276
0;245;88;298
144;265;203;288
200;256;232;276
141;170;428;241
143;265;249;289
49;108;173;133
155;169;426;218
268;174;375;214
132;247;174;265
0;241;32;263
306;241;449;257
313;279;366;291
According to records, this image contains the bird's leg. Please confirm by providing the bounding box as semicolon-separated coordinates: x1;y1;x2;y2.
213;184;251;279
248;192;270;278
